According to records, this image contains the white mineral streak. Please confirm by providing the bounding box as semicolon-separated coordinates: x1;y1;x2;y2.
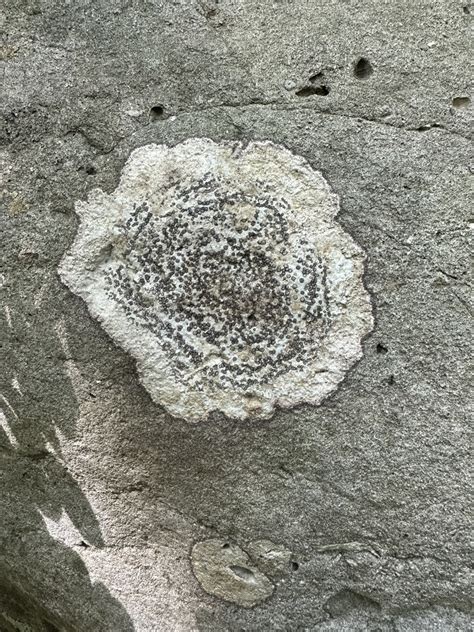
59;139;373;422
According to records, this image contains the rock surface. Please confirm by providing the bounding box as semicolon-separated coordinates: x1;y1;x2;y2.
1;0;472;631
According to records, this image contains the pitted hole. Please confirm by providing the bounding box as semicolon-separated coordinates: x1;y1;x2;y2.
229;565;257;583
291;561;299;571
43;622;60;632
354;57;373;79
452;96;470;109
296;85;330;97
315;85;330;96
310;71;324;83
376;343;388;354
150;105;166;120
387;374;395;385
222;543;230;549
462;4;470;14
85;165;97;176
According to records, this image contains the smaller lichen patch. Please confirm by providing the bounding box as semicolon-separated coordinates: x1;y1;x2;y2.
191;539;274;608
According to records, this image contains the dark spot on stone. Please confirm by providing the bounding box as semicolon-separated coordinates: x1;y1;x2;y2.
452;96;470;109
354;57;373;79
222;543;230;549
85;164;97;175
309;71;325;83
150;105;166;120
376;343;388;354
296;85;330;97
291;561;299;571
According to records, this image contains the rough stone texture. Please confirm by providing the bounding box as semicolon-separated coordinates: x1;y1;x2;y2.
1;1;472;631
59;139;372;422
245;539;293;578
191;539;274;607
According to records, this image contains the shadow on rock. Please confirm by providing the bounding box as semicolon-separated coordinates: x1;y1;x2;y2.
0;271;135;631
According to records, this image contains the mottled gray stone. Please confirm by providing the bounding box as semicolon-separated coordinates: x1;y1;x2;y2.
191;539;274;607
246;539;293;577
1;0;472;630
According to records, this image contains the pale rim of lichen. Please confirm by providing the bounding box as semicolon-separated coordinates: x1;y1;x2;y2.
59;138;374;422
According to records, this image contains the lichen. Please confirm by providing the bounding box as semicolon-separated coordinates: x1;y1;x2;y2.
59;139;373;422
191;539;274;608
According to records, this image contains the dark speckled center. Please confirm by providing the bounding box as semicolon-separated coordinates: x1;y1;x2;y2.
104;175;331;389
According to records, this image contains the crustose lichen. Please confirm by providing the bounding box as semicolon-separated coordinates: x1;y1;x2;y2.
59;139;373;422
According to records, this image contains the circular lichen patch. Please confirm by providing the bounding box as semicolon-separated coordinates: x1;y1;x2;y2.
59;139;373;422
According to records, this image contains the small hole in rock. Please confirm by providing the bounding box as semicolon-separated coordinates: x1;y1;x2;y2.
296;85;330;97
309;72;324;83
315;85;330;96
222;543;230;549
229;565;256;582
463;4;470;14
452;96;470;109
291;561;299;571
150;105;166;120
376;343;388;354
387;374;395;385
43;622;60;632
85;165;97;175
354;57;373;79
